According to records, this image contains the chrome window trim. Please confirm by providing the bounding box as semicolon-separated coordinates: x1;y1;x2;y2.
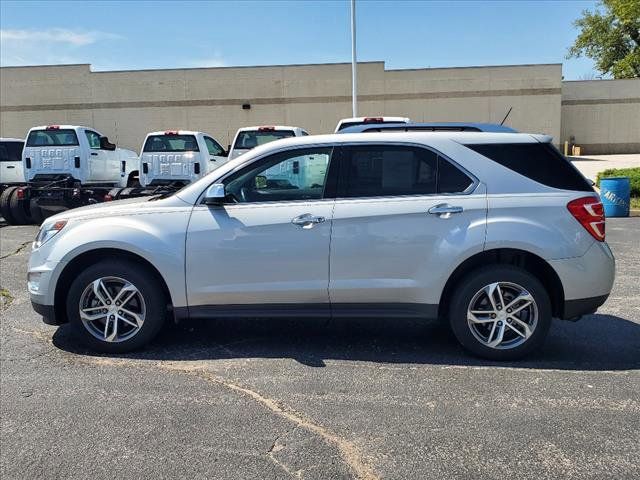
196;141;479;205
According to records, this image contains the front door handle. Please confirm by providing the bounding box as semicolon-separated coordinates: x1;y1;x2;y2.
91;152;98;156
291;213;326;229
428;204;463;218
6;165;15;169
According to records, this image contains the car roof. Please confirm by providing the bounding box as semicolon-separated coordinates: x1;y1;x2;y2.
338;122;518;134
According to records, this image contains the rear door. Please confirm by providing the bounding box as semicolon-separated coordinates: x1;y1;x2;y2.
0;141;24;183
329;143;487;314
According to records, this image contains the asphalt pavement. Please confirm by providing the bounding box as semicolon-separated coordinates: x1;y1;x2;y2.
1;218;638;479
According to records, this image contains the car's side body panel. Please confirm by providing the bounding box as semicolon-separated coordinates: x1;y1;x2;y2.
329;188;488;305
185;200;334;306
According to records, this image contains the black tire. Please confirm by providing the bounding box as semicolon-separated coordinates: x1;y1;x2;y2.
0;187;18;224
448;265;551;360
29;199;45;225
66;259;167;353
126;172;141;188
9;189;31;225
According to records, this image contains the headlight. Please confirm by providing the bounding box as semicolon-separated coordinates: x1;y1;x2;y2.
33;220;67;249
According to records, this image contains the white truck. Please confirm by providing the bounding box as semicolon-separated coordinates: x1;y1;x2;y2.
139;130;228;188
228;126;308;160
0;125;139;224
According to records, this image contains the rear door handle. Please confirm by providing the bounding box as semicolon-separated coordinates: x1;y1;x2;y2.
428;204;463;217
291;213;326;229
6;165;15;169
91;152;98;156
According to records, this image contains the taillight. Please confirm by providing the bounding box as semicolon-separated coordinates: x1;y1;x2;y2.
567;196;605;241
16;188;25;200
164;130;178;135
104;194;113;202
364;117;383;123
258;126;275;131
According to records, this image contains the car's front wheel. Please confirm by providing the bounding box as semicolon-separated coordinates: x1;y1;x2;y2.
66;260;166;353
449;265;551;360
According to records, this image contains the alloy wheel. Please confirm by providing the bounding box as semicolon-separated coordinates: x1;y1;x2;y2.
78;276;146;343
466;281;538;350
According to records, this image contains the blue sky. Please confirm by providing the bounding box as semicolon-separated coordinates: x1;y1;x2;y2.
1;0;601;79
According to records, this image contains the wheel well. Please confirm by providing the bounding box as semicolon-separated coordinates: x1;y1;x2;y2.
438;249;564;320
54;248;173;323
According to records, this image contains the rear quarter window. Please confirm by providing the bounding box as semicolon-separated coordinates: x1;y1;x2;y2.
465;143;593;192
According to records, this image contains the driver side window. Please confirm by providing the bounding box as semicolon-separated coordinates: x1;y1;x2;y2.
204;136;224;157
85;130;101;149
224;147;333;203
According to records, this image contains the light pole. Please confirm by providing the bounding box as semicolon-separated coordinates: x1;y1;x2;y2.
351;0;357;117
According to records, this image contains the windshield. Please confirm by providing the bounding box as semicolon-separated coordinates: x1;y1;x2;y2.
233;130;295;150
26;129;79;147
143;135;199;152
0;141;23;162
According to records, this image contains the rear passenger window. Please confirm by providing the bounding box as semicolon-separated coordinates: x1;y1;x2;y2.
438;156;473;193
343;146;437;197
341;146;473;197
465;143;593;192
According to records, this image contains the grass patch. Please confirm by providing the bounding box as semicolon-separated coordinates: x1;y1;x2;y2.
0;287;14;309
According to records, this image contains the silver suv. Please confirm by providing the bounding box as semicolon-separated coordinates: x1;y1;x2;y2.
28;132;615;360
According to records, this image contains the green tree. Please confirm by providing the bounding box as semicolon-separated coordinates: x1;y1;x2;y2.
568;0;640;78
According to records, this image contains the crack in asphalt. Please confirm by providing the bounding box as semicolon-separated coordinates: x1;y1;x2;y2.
0;241;31;259
11;327;380;480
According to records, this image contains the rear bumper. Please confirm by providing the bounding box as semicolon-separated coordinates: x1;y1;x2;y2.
562;294;609;320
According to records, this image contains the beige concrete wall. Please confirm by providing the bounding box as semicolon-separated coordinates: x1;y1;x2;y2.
1;62;562;151
561;79;640;155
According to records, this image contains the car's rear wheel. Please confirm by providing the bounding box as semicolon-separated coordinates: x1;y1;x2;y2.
448;265;551;360
66;260;166;353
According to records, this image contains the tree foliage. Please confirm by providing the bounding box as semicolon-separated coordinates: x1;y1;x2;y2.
568;0;640;78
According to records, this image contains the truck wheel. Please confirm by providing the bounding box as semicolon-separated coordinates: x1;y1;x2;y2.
66;259;167;353
29;199;45;225
8;189;31;225
0;187;18;225
127;172;140;188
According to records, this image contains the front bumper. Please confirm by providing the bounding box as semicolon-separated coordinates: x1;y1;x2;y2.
31;301;62;325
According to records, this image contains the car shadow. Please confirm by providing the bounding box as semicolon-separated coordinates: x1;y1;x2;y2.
51;312;640;371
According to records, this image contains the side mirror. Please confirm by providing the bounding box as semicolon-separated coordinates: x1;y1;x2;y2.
100;136;116;151
218;149;228;158
203;183;226;205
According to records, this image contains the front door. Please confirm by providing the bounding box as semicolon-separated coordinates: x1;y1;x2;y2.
185;146;336;315
85;130;109;181
329;144;487;314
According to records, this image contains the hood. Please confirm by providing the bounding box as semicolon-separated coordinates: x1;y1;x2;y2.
44;194;191;224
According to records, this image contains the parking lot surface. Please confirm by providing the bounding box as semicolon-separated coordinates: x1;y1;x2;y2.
1;218;638;479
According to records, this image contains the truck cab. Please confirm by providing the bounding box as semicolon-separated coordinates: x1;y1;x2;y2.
139;130;228;188
23;125;139;188
228;126;308;160
0;138;25;186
